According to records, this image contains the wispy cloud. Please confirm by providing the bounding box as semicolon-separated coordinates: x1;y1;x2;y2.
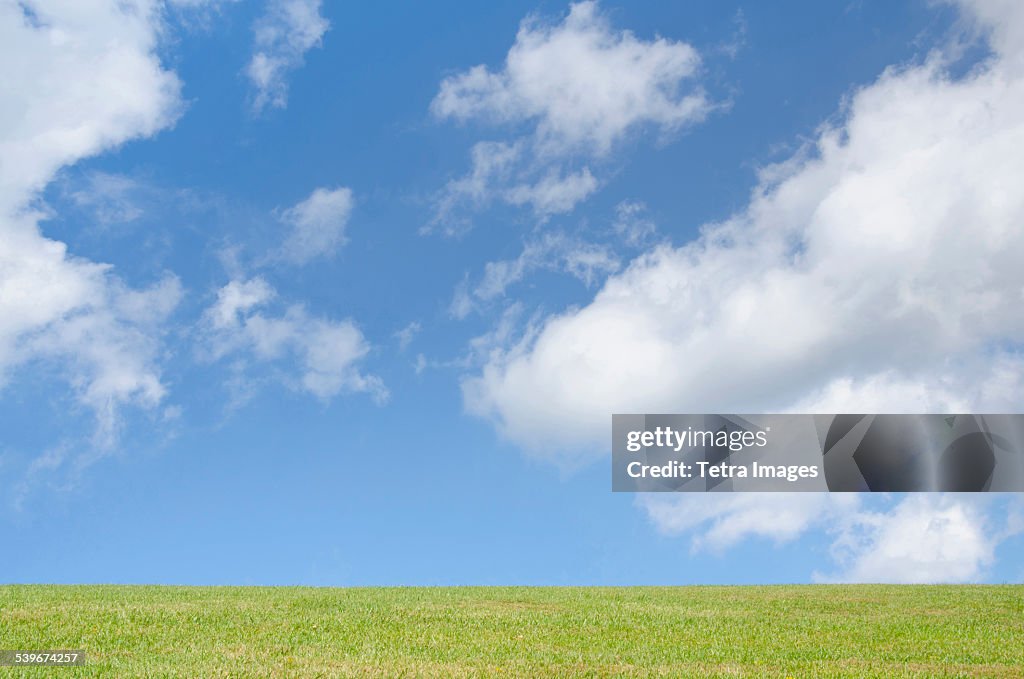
246;0;329;112
199;278;387;405
449;232;620;319
276;186;354;264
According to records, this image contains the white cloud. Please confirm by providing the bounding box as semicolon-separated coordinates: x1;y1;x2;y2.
640;492;1022;583
201;278;387;403
432;0;708;155
205;278;274;330
464;0;1024;460
429;142;601;232
11;444;72;511
639;493;860;554
448;277;476;321
429;1;711;232
816;494;1016;584
0;0;186;449
460;0;1024;582
503;168;599;216
25;274;183;446
0;1;182;209
957;0;1024;63
563;242;621;287
394;321;421;352
612;200;657;247
450;232;620;319
246;0;329;112
67;172;146;225
278;186;353;264
165;0;239;30
167;0;236;6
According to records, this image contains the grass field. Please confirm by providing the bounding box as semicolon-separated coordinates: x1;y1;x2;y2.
1;585;1022;677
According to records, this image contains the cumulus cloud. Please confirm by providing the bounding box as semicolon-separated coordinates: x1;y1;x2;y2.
0;1;182;207
0;0;186;449
460;0;1024;582
429;1;711;232
277;186;353;264
816;494;1019;584
432;0;708;155
200;278;386;403
640;492;1022;583
464;0;1024;459
246;0;329;112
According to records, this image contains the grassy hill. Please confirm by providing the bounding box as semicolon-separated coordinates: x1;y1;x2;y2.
1;585;1022;676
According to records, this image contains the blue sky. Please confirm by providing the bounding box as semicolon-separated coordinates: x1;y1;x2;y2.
2;0;1024;586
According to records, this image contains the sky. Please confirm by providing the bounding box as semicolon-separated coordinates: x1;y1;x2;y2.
2;0;1024;586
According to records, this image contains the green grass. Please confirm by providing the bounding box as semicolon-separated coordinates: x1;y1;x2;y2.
1;585;1022;677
